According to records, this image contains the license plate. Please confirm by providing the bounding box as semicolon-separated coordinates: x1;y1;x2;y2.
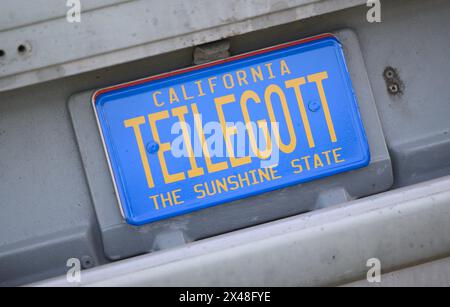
93;33;370;226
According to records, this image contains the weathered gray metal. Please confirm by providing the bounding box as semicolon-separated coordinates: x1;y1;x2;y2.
1;0;450;286
33;176;450;287
0;0;366;91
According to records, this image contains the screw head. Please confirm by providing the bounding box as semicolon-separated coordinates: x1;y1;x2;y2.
81;256;95;269
388;83;400;94
384;68;395;79
308;100;321;112
146;142;160;154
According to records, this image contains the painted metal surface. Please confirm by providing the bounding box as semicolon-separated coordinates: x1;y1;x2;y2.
0;0;367;92
32;176;450;287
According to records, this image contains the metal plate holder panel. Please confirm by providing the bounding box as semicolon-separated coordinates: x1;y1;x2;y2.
68;29;393;260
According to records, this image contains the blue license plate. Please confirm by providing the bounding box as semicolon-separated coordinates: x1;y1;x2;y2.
93;34;370;226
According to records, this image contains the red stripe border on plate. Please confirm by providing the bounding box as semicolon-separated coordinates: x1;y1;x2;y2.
92;33;336;101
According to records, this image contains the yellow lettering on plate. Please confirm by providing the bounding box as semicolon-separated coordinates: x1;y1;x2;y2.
191;103;229;173
240;90;272;160
124;116;155;189
308;71;337;143
152;91;164;107
148;110;185;184
333;147;345;163
171;106;204;178
215;94;252;168
280;60;291;76
285;77;315;148
264;84;297;154
168;88;180;104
